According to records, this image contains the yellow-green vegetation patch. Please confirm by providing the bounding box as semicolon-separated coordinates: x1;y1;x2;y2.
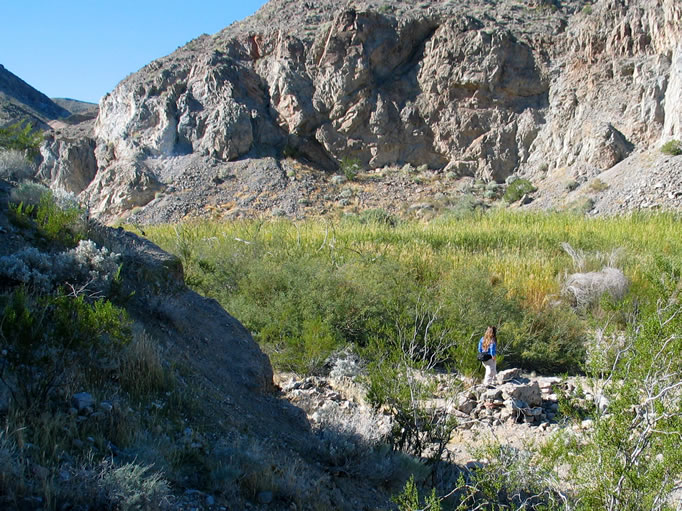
143;211;682;378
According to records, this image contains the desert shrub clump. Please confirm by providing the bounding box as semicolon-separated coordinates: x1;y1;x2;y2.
0;288;131;410
9;185;86;247
0;121;42;159
340;156;362;181
503;178;537;203
660;139;682;156
0;149;36;181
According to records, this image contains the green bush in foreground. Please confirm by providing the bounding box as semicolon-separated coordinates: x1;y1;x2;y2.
9;186;85;247
542;258;682;510
0;288;131;410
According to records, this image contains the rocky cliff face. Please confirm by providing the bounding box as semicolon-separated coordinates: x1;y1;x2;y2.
41;0;682;219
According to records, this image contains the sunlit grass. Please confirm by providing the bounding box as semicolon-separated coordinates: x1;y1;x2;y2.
143;210;682;311
140;210;681;374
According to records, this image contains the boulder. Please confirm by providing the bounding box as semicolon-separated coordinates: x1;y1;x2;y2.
457;395;477;415
497;368;523;383
500;381;542;407
38;133;97;194
71;392;95;412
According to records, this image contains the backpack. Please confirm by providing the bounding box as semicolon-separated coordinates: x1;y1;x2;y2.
477;352;492;362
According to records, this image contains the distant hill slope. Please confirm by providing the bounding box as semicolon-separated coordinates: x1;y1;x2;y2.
52;97;99;117
0;64;70;128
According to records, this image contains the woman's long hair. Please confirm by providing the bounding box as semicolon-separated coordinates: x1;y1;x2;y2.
482;326;497;351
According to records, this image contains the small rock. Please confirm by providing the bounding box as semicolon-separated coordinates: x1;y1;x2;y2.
71;392;95;412
497;368;523;383
457;397;476;415
99;401;113;413
331;175;347;185
482;388;503;402
465;461;484;470
206;495;215;506
258;491;274;504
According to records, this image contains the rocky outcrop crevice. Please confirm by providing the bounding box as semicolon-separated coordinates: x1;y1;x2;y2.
38;131;97;194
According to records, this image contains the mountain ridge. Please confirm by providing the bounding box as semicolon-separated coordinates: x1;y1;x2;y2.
18;0;682;220
0;64;71;129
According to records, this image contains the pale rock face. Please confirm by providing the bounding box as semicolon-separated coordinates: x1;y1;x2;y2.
50;0;682;219
663;44;682;140
38;134;97;194
82;161;164;218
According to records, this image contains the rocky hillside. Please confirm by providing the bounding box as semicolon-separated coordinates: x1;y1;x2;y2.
1;179;408;510
0;64;70;129
37;0;682;221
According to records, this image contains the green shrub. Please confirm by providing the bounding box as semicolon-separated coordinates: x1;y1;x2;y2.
353;208;399;227
660;139;682;156
588;178;609;192
503;306;586;374
393;475;441;511
340;156;362;181
9;188;85;247
0;121;43;159
503;179;537;203
0;288;131;411
365;355;457;459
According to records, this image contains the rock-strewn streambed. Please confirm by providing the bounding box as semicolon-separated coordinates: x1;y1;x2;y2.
277;365;602;468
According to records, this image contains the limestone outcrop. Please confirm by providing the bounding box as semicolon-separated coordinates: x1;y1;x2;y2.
37;0;682;219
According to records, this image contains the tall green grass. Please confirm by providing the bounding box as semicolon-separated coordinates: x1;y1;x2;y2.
142;210;682;376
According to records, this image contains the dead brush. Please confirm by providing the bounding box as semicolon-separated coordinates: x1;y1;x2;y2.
560;243;629;309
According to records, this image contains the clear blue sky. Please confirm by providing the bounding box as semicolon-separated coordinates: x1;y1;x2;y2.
1;1;268;104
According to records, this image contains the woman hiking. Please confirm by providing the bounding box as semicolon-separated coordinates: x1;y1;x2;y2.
478;326;497;386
